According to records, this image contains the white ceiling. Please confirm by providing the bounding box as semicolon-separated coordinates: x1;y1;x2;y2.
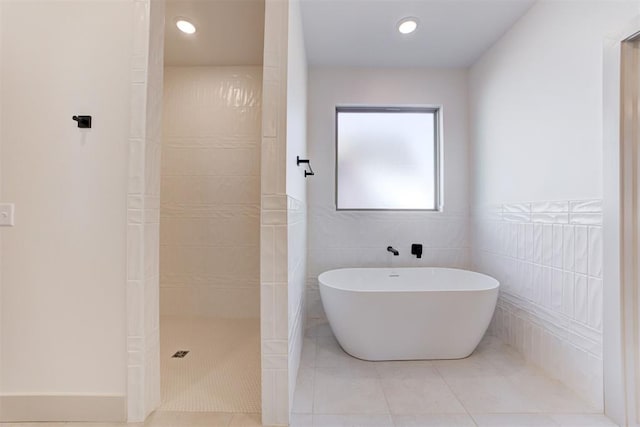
164;0;534;68
164;0;265;66
300;0;536;68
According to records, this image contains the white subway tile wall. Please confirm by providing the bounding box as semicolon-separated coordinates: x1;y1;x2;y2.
473;199;603;408
126;0;163;421
261;192;290;427
261;0;292;424
159;66;262;319
306;208;470;325
288;196;307;410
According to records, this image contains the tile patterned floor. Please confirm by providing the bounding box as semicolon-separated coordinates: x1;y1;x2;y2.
0;328;618;426
290;327;617;427
159;316;261;413
0;411;262;427
0;317;263;427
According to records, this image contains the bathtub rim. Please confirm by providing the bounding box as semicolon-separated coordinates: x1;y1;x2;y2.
318;267;500;293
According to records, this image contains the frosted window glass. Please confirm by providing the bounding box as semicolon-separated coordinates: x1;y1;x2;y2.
336;108;438;210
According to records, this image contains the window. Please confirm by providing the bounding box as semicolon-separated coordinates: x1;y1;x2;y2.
335;106;441;210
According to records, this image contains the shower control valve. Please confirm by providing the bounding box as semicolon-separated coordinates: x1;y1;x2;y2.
411;243;423;259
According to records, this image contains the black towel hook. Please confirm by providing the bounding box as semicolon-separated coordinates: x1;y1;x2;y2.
72;115;92;128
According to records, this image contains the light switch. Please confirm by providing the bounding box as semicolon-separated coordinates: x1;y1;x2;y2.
0;203;15;226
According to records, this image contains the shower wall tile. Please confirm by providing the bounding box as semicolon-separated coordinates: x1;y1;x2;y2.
127;280;144;338
162;146;260;177
129;138;145;194
261;1;295;424
159;215;259;247
160;175;260;204
474;198;603;409
130;83;147;140
160;287;260;319
127;0;164;421
159;66;262;319
262;226;276;283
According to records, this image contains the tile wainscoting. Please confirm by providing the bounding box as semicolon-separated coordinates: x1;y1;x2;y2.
473;199;603;408
288;196;308;410
306;209;470;323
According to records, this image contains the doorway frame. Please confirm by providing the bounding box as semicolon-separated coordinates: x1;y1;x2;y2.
603;15;640;427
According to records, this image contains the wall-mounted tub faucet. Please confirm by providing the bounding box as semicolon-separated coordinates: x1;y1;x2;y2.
387;246;399;256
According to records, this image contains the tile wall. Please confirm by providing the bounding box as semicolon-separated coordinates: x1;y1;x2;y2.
473;199;603;408
159;66;262;319
306;210;470;322
260;194;289;426
288;196;307;408
258;193;307;426
261;0;291;424
127;0;164;421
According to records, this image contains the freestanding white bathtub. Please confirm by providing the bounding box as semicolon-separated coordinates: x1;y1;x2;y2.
318;267;499;361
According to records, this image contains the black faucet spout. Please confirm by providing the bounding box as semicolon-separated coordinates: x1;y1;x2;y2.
387;246;399;256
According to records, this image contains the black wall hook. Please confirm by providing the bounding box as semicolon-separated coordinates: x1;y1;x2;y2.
72;115;92;128
297;156;314;177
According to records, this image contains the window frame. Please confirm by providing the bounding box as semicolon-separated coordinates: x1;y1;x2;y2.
334;105;442;212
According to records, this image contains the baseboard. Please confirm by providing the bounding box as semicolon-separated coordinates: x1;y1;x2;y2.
0;394;126;422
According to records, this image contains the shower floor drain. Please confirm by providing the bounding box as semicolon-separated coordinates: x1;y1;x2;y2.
172;350;189;358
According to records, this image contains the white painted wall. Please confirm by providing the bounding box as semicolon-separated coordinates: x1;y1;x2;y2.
160;66;262;319
469;0;640;207
286;0;308;202
306;67;470;321
285;0;308;412
0;0;4;398
0;0;132;397
469;0;640;410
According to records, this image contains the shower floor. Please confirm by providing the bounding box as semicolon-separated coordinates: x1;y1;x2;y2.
159;316;261;413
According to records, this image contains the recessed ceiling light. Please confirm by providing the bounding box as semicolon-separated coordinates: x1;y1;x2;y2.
176;19;196;34
397;17;418;35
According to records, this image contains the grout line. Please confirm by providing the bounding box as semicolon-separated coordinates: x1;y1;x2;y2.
310;336;318;416
372;359;394;424
434;361;479;427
